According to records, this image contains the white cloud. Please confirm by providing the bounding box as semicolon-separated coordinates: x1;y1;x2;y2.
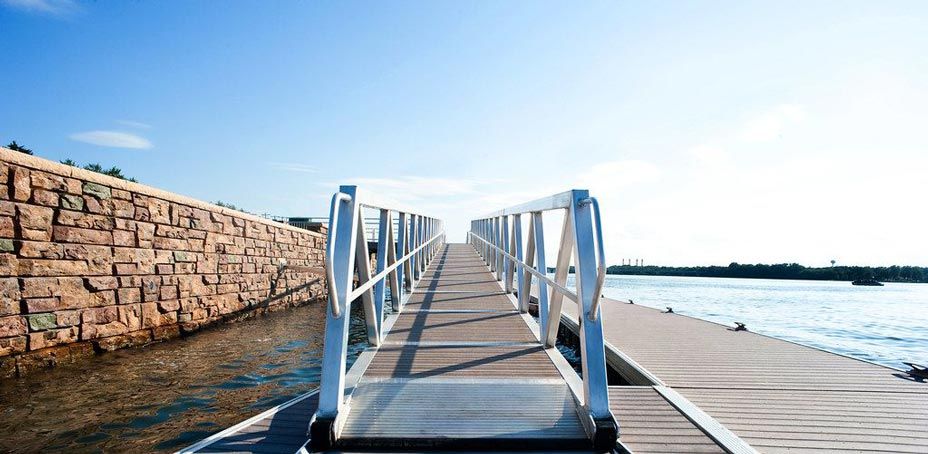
1;0;75;14
116;120;152;129
69;131;152;149
345;176;487;200
740;103;807;142
577;159;661;196
268;162;318;173
688;144;728;164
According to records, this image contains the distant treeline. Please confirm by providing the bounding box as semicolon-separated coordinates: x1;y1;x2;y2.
603;263;928;283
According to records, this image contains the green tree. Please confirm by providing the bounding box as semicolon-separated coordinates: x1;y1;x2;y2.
215;200;241;210
82;163;138;182
6;140;33;155
60;159;78;166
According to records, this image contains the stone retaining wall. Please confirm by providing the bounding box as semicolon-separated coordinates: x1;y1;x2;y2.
0;148;327;377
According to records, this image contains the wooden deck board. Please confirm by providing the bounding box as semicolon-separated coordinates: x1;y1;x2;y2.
609;387;725;454
404;291;513;311
364;344;562;378
385;311;537;343
560;297;928;453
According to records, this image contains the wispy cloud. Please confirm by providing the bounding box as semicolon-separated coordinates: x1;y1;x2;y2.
687;144;728;164
577;159;661;192
344;176;487;200
268;162;318;173
116;120;152;129
69;131;153;149
2;0;76;15
740;104;807;142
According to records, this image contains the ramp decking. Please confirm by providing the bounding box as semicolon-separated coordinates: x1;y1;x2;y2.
561;296;928;453
335;245;587;449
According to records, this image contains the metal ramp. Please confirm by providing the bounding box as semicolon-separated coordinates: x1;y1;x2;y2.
307;187;618;451
336;244;589;449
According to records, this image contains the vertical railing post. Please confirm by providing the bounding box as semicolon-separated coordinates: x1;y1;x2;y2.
490;217;498;278
545;208;575;348
532;212;549;338
485;219;491;265
408;214;417;283
511;214;523;297
385;212;401;313
488;218;492;266
428;218;434;259
417;216;425;275
570;190;613;441
398;212;409;294
498;217;506;281
354;210;380;346
474;221;480;257
311;185;360;447
422;218;432;260
519;214;535;314
502;215;512;292
399;213;412;292
374;209;391;330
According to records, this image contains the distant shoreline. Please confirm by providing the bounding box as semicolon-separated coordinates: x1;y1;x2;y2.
601;263;928;284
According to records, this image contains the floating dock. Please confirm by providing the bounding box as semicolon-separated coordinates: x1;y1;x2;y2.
559;298;928;453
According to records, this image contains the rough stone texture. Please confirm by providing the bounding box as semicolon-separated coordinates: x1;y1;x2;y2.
0;148;327;376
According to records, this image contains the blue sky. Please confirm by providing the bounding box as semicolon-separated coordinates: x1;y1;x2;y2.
2;0;926;266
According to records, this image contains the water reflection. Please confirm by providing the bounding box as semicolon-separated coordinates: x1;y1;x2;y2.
0;302;369;453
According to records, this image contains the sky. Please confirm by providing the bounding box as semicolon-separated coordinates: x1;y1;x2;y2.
1;0;926;267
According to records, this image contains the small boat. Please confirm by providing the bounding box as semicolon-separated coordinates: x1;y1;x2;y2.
852;279;884;286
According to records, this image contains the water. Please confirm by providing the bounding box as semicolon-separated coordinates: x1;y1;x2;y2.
591;274;928;369
0;302;371;453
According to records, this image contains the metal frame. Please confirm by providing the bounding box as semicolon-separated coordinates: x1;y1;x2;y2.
467;189;616;448
310;185;445;449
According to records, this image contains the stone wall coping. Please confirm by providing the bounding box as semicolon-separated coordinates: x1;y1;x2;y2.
1;147;323;238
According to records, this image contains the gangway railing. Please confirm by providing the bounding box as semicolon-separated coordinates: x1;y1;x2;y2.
467;189;617;447
309;185;445;449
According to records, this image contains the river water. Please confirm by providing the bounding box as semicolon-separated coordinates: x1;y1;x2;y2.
0;302;362;453
594;274;928;369
1;276;924;452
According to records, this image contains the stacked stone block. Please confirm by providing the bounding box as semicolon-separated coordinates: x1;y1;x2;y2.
0;148;326;377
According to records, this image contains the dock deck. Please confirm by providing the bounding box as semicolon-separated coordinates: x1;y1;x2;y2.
561;296;928;453
183;244;730;453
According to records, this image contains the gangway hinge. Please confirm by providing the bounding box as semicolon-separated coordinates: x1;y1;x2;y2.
307;414;335;451
592;415;619;451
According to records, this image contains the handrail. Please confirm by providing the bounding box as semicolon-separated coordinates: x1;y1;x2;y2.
325;192;353;318
580;196;606;321
468;233;578;303
348;230;444;302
